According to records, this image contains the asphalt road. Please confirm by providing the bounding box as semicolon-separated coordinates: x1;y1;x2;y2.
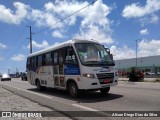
0;78;160;120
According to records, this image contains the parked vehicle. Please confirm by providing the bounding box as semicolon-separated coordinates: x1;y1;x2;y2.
157;72;160;75
21;72;27;81
1;74;11;81
146;72;155;75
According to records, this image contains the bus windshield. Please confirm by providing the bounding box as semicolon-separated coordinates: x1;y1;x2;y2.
75;43;115;66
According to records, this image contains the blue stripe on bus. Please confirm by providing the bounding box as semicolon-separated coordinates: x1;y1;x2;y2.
64;64;80;75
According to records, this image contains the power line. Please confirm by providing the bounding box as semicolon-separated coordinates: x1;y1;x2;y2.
11;27;27;46
6;27;27;58
35;0;98;34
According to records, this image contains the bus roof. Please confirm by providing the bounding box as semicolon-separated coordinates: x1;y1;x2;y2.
28;39;99;57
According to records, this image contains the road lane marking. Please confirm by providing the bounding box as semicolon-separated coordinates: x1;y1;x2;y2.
1;83;53;99
71;104;112;117
72;104;99;111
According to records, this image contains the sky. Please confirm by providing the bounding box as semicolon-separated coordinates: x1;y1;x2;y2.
0;0;160;74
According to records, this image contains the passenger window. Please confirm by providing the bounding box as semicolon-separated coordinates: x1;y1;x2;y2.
54;52;58;65
45;52;52;65
59;50;65;64
27;58;30;70
59;50;65;75
36;56;38;67
29;57;35;69
65;47;78;64
42;54;46;66
38;55;42;67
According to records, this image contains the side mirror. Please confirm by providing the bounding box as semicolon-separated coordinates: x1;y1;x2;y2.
110;54;113;61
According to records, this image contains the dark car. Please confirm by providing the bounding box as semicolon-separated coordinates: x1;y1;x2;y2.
1;74;11;81
21;72;27;81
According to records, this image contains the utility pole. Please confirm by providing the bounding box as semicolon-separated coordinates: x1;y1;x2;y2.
136;39;138;68
26;26;33;54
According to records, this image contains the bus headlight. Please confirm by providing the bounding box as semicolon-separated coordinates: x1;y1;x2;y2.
82;74;95;78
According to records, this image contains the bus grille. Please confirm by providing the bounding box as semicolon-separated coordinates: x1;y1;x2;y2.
96;73;114;84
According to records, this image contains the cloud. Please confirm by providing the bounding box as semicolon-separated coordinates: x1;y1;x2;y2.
11;54;26;61
0;2;29;24
0;43;7;49
74;25;113;44
28;0;113;44
27;1;88;35
45;1;88;25
110;45;135;60
52;30;64;38
79;0;111;30
140;28;148;35
0;1;114;44
27;40;49;49
73;0;113;44
138;39;160;57
122;0;160;18
139;14;159;26
28;0;86;29
150;14;159;24
30;9;63;29
111;39;160;60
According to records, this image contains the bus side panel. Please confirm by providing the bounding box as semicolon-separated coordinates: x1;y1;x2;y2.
27;70;36;85
33;66;54;88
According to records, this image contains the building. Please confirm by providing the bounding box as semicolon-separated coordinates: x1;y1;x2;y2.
114;55;160;74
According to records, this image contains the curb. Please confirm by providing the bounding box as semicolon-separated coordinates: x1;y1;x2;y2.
118;78;160;83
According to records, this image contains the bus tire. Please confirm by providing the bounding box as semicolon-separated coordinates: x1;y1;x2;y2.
100;87;110;95
36;80;44;91
68;82;79;98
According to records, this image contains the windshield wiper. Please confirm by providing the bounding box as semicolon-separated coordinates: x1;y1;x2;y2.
98;60;115;66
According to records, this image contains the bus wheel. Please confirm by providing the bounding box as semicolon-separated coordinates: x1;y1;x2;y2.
100;87;110;95
36;80;43;91
68;82;79;98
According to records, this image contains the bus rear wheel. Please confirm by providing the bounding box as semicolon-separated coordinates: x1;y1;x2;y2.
36;80;45;91
68;82;79;98
100;87;110;95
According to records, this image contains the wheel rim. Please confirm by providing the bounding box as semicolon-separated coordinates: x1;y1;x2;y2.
69;84;76;96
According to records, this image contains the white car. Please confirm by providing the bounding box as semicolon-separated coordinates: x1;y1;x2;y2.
1;74;11;81
146;72;155;75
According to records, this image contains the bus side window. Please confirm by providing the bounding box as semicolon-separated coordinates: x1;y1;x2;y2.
29;58;32;70
27;58;30;70
58;49;65;75
42;54;46;66
45;52;52;65
35;56;38;67
30;57;35;70
65;47;78;64
53;52;58;65
38;55;42;67
59;50;65;64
